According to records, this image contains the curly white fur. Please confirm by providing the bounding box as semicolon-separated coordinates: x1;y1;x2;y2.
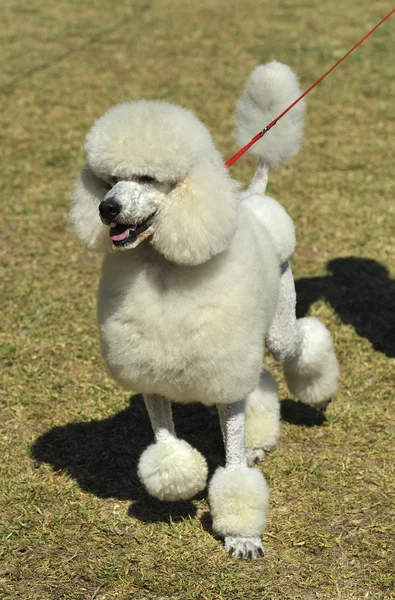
235;61;306;167
209;466;269;537
241;193;296;264
245;370;280;465
138;438;208;501
283;317;340;407
70;169;112;252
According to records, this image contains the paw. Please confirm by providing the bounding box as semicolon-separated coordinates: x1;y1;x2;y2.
246;447;266;466
225;536;265;560
317;397;332;412
246;441;277;466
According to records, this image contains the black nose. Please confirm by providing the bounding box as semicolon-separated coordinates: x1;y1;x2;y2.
99;197;121;221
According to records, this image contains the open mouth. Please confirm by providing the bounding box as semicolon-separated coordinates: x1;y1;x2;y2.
109;212;156;248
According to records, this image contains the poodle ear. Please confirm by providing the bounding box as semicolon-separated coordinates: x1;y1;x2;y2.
69;168;112;252
152;159;240;266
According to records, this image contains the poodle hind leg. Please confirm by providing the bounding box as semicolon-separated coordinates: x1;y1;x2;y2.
244;369;280;466
210;400;269;559
266;262;339;409
137;394;208;501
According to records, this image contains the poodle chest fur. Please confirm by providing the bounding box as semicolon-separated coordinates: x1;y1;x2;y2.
98;212;280;405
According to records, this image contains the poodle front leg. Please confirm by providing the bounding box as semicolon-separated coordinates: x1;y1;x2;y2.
267;261;339;409
210;400;269;559
143;393;176;442
137;394;208;501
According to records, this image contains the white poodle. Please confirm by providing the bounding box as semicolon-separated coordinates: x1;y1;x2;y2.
70;62;339;559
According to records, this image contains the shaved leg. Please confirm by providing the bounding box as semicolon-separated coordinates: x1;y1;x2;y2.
138;394;208;501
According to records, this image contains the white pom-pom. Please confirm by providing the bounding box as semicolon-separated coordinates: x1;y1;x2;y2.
209;466;269;537
284;317;340;407
235;61;306;167
138;438;208;501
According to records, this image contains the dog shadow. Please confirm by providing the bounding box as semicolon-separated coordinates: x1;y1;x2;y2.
32;392;326;525
295;257;395;358
31;395;224;523
280;399;327;426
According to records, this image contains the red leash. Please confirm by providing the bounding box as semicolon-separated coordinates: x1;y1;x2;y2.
225;9;395;169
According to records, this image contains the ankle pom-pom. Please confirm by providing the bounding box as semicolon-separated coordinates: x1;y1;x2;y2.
138;438;208;501
209;466;269;537
284;317;339;408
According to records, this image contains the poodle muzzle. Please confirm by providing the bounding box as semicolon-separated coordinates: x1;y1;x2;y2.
99;180;158;250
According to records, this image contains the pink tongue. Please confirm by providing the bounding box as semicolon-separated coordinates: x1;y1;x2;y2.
110;226;130;242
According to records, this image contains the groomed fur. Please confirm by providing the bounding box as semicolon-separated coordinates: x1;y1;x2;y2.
84;100;214;183
235;61;305;167
245;370;280;466
241;193;296;264
97;203;280;406
70;169;113;252
152;159;239;266
209;466;269;537
138;438;208;501
283;317;340;407
80;100;239;266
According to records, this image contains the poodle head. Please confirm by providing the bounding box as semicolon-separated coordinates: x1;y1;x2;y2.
70;100;239;265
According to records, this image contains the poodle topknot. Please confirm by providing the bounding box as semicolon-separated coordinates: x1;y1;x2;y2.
85;100;220;182
69;61;339;560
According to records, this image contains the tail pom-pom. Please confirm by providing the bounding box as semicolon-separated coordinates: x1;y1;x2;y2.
235;61;306;167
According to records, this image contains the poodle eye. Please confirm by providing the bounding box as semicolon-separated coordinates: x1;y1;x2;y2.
137;175;157;185
99;178;112;191
98;175;119;189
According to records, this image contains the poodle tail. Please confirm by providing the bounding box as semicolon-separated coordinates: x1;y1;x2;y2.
234;61;306;168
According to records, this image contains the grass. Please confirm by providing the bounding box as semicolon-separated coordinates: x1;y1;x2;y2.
1;0;394;598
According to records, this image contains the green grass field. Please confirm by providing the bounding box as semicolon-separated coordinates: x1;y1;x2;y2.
1;1;394;598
